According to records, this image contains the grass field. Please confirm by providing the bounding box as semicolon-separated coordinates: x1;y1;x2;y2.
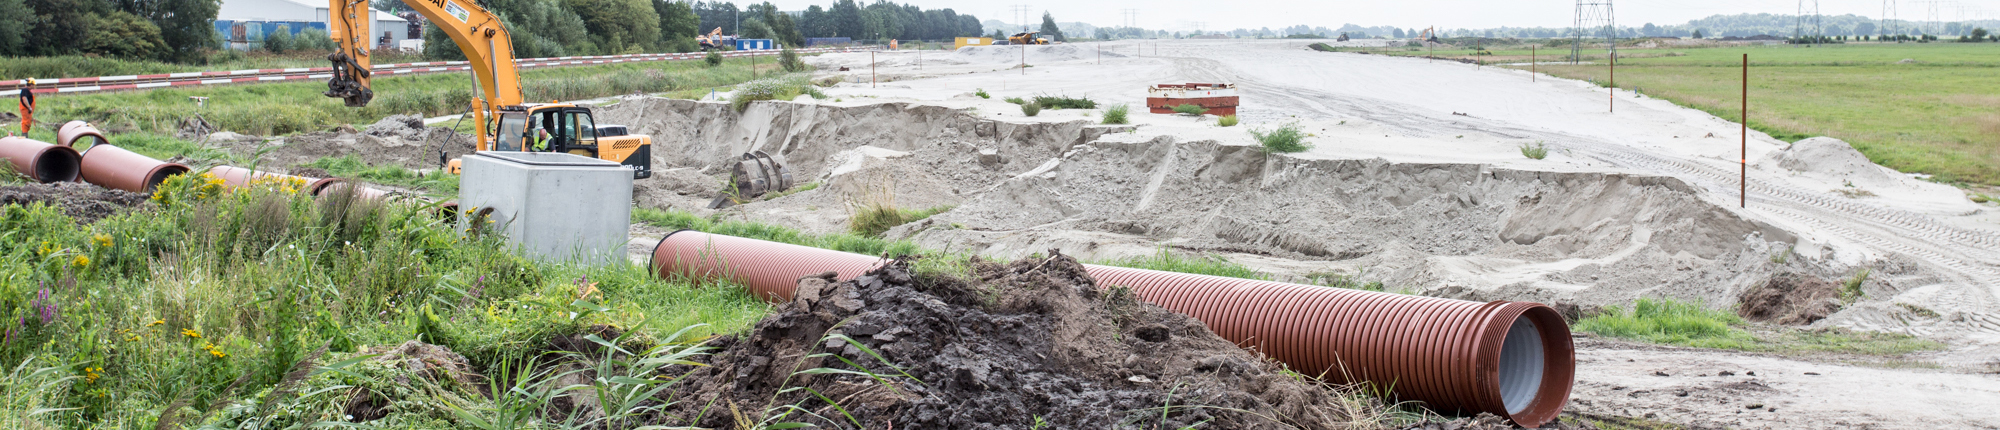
24;58;786;136
1335;42;2000;186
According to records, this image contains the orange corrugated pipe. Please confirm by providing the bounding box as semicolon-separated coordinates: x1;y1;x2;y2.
649;230;1575;427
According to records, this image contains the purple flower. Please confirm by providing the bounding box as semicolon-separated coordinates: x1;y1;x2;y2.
32;285;57;325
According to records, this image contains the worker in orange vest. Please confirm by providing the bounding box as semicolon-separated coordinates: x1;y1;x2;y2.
16;78;34;134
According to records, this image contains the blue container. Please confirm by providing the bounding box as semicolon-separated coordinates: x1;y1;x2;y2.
735;39;774;51
805;37;852;47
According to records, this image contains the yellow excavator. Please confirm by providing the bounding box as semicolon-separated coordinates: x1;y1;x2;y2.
1007;32;1051;45
696;27;733;51
323;0;653;179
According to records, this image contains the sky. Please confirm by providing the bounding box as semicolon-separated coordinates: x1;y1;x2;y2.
756;0;2000;31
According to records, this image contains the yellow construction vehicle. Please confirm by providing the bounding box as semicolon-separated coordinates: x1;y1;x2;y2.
696;27;734;51
323;0;653;179
1007;32;1051;45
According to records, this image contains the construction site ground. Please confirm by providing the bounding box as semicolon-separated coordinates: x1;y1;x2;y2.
564;39;2000;429
124;39;2000;428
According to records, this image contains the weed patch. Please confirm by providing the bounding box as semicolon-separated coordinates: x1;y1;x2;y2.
1020;102;1042;117
1217;115;1239;127
1520;141;1550;160
1033;95;1098;110
1576;298;1757;349
1172;104;1209;116
1253;123;1312;153
1099;249;1266;280
730;75;825;112
1101;104;1129;125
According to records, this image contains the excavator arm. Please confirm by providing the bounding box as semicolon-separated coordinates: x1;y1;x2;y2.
326;0;521;150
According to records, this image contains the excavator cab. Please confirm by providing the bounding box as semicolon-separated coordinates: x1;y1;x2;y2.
489;105;653;179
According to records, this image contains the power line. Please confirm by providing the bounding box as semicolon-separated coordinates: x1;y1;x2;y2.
1882;0;1900;38
1570;0;1616;65
1795;0;1821;46
1121;9;1138;29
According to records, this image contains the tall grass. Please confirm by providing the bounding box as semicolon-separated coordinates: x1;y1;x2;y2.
1032;95;1097;109
730;74;826;112
1099;249;1268;280
1217;115;1239;127
1101;104;1130;125
1519;141;1549;160
1575;298;1756;349
0;51;429;80
1172;104;1209;116
32;59;780;136
632;207;926;257
0;171;767;427
847;204;953;237
1253;123;1312;153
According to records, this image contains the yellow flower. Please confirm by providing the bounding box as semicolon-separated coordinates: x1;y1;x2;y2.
125;334;141;342
37;241;55;256
92;234;114;248
83;367;101;383
147;320;164;327
181;328;201;339
72;255;90;268
207;348;227;358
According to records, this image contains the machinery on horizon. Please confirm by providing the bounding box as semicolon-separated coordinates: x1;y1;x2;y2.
323;0;656;179
1005;32;1051;45
697;27;737;51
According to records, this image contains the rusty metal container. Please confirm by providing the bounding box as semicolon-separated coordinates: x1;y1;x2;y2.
0;136;83;183
78;144;189;193
647;232;1576;427
1146;83;1240;116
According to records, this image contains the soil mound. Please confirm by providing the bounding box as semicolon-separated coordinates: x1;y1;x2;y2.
1739;273;1842;325
219;117;472;170
662;254;1381;429
0;181;150;223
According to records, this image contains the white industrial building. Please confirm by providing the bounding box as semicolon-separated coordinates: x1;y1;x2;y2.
215;0;420;50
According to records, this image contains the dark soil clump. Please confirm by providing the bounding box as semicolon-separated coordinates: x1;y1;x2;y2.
659;253;1381;429
0;181;150;223
1739;272;1841;325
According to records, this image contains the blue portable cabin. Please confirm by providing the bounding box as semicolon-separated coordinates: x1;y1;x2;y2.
735;39;774;51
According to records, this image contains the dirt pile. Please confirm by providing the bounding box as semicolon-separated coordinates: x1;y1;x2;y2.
215;114;472;170
661;254;1391;429
0;181;150;223
1739;273;1843;325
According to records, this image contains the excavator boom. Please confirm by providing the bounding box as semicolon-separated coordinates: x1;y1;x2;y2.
327;0;521;150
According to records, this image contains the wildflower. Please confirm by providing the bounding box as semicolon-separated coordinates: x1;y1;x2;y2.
147;319;164;327
181;328;201;339
32;285;56;324
209;349;227;358
72;255;91;269
92;234;114;248
36;241;55;256
83;367;101;383
125;334;141;342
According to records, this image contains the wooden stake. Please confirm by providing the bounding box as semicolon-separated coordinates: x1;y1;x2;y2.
1532;46;1536;82
1608;51;1615;113
1741;53;1748;208
871;51;876;88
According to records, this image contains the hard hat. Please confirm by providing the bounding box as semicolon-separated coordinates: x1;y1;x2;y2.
21;78;34;86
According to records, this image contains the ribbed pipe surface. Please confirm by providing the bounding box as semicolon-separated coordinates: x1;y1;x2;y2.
648;232;1575;427
0;136;82;183
650;230;885;302
56;121;107;150
78;144;189;193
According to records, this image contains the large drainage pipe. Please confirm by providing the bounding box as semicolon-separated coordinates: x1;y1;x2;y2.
209;165;347;196
0;136;83;183
649;230;1575;427
79;144;190;193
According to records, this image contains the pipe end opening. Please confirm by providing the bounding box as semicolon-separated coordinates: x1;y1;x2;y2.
35;148;82;183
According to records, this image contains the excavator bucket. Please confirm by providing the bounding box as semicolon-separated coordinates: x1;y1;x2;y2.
706;151;795;209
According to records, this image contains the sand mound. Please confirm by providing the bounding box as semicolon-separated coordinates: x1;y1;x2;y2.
1769;137;1905;188
0;182;150;223
662;255;1389;429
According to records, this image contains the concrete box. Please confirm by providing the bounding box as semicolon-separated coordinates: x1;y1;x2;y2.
459;152;633;263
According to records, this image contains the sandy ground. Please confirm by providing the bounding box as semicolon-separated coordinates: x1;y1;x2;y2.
594;39;2000;428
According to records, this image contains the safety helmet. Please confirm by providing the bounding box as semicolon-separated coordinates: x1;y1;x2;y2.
21;78;34;86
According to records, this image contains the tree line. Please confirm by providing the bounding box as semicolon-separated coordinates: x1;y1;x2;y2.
0;0;219;62
415;0;982;61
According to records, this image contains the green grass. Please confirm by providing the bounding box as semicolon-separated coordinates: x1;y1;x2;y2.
1520;140;1550;160
975;88;991;99
730;74;826;112
1021;102;1042;117
847;204;954;237
1493;43;2000;185
0;174;768;428
1253;123;1312;153
633;207;926;257
1217;115;1239;127
1101;104;1130;125
1576;298;1757;349
1171;104;1209;116
0;51;430;80
30;59;783;136
1098;249;1268;280
1032;95;1097;110
1003;96;1027;105
1577;298;1943;356
299;155;462;196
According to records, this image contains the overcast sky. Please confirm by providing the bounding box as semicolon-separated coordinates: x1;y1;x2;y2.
757;0;1998;31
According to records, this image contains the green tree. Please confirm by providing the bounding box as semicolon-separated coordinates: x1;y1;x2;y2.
800;5;828;37
144;0;221;62
1038;11;1062;41
740;17;771;39
829;0;862;38
82;10;167;59
0;0;30;55
1972;28;1989;42
753;1;800;47
1691;29;1704;39
23;0;104;56
567;0;660;53
655;0;699;52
